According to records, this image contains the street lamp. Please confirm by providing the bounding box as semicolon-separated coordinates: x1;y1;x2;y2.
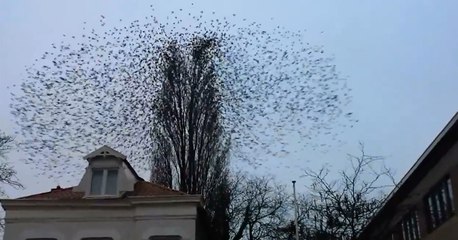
292;180;299;240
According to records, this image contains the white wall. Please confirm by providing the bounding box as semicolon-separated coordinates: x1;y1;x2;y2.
3;201;199;240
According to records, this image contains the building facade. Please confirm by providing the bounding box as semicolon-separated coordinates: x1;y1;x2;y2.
1;146;208;240
358;113;458;240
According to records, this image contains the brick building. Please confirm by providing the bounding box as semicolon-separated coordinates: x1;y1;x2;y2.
358;112;458;240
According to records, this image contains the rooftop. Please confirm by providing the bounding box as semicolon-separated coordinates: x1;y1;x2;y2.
18;181;186;200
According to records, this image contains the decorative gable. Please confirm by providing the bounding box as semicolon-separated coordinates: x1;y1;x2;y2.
83;145;127;160
73;145;141;198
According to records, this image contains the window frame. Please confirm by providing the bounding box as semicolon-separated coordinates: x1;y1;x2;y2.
89;168;119;196
401;209;421;240
423;176;455;232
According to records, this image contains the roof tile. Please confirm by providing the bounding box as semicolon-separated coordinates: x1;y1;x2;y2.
19;181;185;200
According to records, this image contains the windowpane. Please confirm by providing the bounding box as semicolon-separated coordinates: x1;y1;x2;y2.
414;211;420;239
427;196;436;228
424;176;455;232
401;210;420;240
90;169;103;195
434;193;443;223
401;222;407;240
447;178;455;212
105;170;118;195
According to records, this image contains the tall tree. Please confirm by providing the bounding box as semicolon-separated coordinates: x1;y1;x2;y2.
148;36;231;239
150;37;229;193
11;6;354;178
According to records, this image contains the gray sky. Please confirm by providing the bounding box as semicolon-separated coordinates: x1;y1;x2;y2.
1;0;457;197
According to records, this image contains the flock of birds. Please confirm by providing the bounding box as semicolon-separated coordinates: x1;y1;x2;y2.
10;5;355;179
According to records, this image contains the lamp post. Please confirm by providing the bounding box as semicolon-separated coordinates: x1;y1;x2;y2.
292;180;299;240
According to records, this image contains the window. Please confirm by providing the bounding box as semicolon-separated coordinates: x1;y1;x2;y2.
81;238;113;240
26;239;57;240
401;210;421;240
149;236;182;240
105;169;118;195
424;176;455;231
90;169;118;195
390;222;403;240
90;169;103;195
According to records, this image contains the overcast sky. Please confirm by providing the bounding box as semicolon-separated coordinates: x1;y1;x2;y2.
1;0;457;198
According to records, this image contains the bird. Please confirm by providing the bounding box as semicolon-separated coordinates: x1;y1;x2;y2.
12;3;355;181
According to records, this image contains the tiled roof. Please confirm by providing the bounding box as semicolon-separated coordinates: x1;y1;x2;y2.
128;181;186;197
18;186;84;200
19;181;186;200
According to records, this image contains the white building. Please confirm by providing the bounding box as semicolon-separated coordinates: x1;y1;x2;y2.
1;146;208;240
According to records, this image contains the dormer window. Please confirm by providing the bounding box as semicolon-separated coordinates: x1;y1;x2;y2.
90;169;118;196
74;145;142;197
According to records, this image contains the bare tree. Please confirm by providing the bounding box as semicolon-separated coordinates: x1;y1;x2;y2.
206;170;231;240
147;36;232;240
229;172;288;240
0;132;23;231
293;144;395;240
149;42;293;237
0;133;23;195
149;37;230;193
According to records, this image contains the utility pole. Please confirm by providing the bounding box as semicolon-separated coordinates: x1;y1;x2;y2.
292;180;299;240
